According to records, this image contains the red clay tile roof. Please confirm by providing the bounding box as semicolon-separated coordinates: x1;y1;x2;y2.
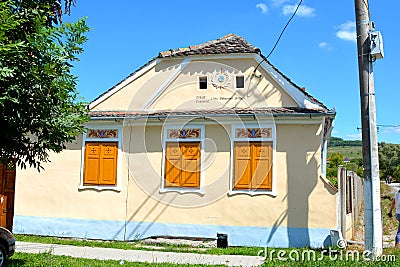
90;107;334;119
158;34;261;58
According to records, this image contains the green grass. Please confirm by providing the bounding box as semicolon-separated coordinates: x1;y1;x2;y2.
260;246;400;266
8;252;225;266
15;234;262;256
7;247;400;267
13;235;400;266
381;182;398;235
9;248;400;267
328;146;362;159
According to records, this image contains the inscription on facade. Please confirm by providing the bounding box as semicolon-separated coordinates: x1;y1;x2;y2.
195;95;243;104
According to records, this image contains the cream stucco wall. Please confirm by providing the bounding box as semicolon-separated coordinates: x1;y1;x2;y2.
91;57;298;112
92;59;184;111
15;134;129;221
15;122;337;231
122;123;336;228
150;58;297;110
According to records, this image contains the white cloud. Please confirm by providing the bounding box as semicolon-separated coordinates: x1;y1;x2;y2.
345;133;362;140
282;4;315;17
270;0;290;7
256;3;268;14
336;21;357;42
382;127;400;134
319;42;332;50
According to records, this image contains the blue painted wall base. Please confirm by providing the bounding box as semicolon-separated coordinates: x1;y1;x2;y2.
14;215;332;248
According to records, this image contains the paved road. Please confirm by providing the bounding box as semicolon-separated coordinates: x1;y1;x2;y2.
16;241;265;267
387;182;400;194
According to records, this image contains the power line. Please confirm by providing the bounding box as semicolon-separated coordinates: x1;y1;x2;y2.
377;125;400;128
254;0;304;73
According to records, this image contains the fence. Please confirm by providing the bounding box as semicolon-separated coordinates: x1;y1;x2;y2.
338;166;364;240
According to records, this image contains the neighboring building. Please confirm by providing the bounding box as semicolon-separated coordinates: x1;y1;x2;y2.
13;34;337;247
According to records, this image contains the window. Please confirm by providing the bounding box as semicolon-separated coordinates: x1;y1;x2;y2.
199;76;207;89
235;75;245;89
162;126;204;193
231;126;275;195
233;141;273;190
165;142;200;188
84;142;118;186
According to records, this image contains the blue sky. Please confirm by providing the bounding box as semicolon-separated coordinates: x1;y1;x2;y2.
65;0;400;144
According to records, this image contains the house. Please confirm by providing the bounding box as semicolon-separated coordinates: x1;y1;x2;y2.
12;34;338;247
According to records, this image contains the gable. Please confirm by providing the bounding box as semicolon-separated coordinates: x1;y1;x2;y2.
89;34;327;113
90;59;184;111
146;57;299;111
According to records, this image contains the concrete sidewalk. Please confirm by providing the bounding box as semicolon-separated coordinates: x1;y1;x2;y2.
16;241;264;266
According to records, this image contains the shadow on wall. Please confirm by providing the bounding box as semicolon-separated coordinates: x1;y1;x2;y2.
175;61;286;110
267;124;322;247
65;134;83;151
114;127;327;246
148;59;288;111
112;186;177;241
113;125;223;240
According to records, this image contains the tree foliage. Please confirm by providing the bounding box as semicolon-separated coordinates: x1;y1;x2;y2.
326;153;344;186
0;0;89;169
329;137;362;147
329;153;343;168
328;137;400;182
379;142;400;180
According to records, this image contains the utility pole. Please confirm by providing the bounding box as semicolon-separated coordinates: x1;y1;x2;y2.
354;0;382;257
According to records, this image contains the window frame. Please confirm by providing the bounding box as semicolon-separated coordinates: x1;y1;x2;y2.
229;124;276;196
79;125;122;192
235;74;245;89
161;125;205;194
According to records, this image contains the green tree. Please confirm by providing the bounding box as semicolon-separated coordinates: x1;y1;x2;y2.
0;0;89;169
329;153;343;168
346;157;363;177
379;142;400;180
326;153;344;187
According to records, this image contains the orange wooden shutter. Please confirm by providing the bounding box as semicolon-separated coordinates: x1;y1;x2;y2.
84;142;118;186
165;142;200;188
234;141;273;190
99;143;118;185
84;143;101;185
251;142;272;190
234;142;252;189
165;143;182;187
181;142;200;187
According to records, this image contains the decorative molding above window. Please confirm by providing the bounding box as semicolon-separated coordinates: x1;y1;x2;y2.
167;128;201;139
235;128;272;138
87;129;118;139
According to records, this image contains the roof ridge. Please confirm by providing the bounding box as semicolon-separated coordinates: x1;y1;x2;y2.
159;33;260;58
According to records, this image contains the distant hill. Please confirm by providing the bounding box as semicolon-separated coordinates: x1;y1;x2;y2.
328;137;400;181
329;137;362;147
328;137;362;159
